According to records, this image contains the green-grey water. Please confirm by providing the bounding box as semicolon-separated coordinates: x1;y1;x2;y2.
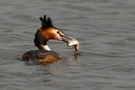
1;0;135;90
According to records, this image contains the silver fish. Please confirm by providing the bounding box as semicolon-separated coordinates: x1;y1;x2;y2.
67;38;80;52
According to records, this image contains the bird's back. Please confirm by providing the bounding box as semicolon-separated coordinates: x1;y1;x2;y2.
22;50;60;65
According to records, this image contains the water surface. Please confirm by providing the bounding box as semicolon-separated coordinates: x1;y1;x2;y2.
1;0;135;90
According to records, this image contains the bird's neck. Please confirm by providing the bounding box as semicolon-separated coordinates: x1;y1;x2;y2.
40;44;51;51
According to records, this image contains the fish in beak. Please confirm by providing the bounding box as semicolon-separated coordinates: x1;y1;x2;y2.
58;31;80;52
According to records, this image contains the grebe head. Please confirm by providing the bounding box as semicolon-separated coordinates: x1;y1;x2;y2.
34;15;72;50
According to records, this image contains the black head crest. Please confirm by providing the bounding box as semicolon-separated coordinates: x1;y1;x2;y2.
39;15;53;29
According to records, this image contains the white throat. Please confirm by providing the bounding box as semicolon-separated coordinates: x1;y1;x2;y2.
41;44;51;51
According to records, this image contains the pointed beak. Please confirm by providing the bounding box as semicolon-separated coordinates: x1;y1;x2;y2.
57;30;79;47
58;30;80;52
60;34;73;43
60;34;80;52
57;30;73;43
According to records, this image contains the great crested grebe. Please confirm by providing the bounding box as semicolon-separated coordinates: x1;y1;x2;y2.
22;15;79;65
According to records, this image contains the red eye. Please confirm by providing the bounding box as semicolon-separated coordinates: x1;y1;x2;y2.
57;31;59;34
